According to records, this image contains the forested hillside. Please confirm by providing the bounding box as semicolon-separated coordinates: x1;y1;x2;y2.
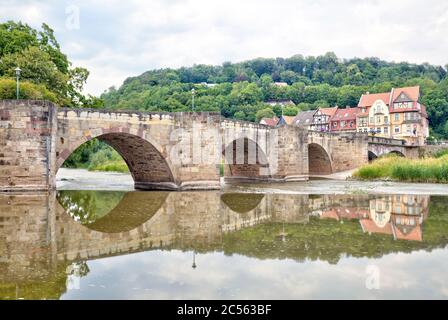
101;52;448;138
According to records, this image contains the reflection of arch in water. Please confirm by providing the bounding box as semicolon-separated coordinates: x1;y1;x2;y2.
220;193;265;214
57;191;169;233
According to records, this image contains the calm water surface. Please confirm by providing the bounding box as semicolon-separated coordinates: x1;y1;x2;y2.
2;177;448;299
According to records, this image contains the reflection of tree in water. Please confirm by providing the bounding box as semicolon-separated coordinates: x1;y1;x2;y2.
57;190;126;224
0;264;71;300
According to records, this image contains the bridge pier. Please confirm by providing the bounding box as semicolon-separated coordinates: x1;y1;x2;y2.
0;100;57;191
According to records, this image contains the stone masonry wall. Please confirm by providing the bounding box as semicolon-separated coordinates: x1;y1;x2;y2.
0;100;56;191
309;131;368;173
275;126;308;180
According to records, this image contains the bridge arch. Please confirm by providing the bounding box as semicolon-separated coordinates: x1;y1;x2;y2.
57;132;177;190
368;151;378;161
308;143;332;175
222;137;271;181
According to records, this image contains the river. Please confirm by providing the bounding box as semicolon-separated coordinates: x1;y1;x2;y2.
1;168;448;299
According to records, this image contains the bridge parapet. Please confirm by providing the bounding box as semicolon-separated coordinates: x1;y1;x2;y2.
368;136;406;146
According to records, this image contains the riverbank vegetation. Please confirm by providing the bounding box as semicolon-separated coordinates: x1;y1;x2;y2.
62;139;129;173
353;154;448;183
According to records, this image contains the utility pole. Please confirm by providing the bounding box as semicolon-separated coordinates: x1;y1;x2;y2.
15;67;21;99
191;88;195;111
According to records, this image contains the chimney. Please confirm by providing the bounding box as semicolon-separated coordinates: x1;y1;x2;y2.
366;91;370;95
346;105;350;109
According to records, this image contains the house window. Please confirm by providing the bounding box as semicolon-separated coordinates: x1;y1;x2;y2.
384;127;389;134
394;113;400;121
384;116;389;123
370;117;374;124
376;116;381;124
350;121;354;128
395;126;400;133
407;125;412;134
341;121;346;128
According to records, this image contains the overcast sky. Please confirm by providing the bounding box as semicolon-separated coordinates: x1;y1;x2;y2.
1;0;448;95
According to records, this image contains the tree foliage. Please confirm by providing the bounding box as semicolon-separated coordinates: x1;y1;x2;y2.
101;52;448;138
0;21;95;107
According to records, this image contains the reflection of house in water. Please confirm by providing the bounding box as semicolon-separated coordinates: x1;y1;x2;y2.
360;195;429;241
316;195;429;242
321;207;369;221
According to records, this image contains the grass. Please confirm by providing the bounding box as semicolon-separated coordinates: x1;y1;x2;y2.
353;154;448;183
87;148;129;173
434;149;448;158
89;160;129;173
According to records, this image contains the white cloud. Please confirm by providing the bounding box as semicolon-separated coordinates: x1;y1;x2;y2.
1;0;447;95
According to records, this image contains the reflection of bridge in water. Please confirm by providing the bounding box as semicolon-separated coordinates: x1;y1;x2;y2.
0;191;442;299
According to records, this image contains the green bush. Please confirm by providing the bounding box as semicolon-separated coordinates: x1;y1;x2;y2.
434;149;448;158
89;161;129;173
88;148;129;173
0;77;57;101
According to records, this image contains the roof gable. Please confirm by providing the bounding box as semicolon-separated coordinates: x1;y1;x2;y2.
392;86;420;103
394;91;413;103
358;92;391;107
332;107;359;120
317;107;338;117
294;110;316;125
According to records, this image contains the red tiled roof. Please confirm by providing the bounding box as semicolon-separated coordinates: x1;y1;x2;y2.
358;92;391;108
260;117;278;127
282;115;296;125
334;207;366;220
393;225;422;242
332;107;359;121
391;86;420;103
359;219;393;235
319;107;338;117
320;209;339;221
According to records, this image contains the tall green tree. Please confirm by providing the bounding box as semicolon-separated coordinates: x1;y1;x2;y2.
0;20;94;107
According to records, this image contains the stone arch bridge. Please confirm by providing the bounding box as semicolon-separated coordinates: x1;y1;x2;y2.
0;100;419;191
